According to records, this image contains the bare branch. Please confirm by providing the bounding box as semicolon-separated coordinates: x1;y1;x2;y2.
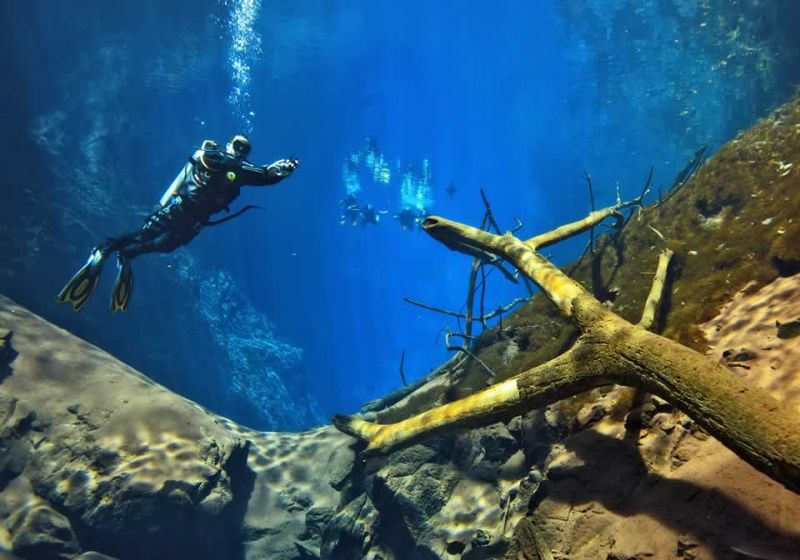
483;297;530;321
337;212;800;494
585;171;596;252
403;297;465;319
648;225;665;241
445;331;496;379
655;146;706;208
480;187;502;234
524;190;648;252
403;296;529;324
334;345;599;454
486;258;519;284
444;330;478;351
360;353;468;414
464;253;482;345
399;349;408;386
638;249;673;330
479;266;488;330
584;171;596;211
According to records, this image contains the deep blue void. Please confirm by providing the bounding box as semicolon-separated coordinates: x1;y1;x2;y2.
1;1;797;429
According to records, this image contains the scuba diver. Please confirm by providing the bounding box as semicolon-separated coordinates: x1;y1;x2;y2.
393;207;426;231
339;194;361;226
359;202;387;226
338;196;386;226
57;135;298;312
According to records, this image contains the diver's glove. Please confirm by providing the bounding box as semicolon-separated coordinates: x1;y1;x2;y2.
265;158;299;178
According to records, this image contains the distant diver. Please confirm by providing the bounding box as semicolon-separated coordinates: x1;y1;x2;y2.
446;181;457;199
339;194;361;226
360;202;387;225
57;135;298;312
338;196;386;226
393;207;426;231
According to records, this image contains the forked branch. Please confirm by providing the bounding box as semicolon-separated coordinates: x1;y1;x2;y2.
334;201;800;494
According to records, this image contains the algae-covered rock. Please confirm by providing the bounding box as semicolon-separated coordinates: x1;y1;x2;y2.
0;296;356;560
474;423;517;465
5;504;80;560
0;296;249;559
321;494;378;560
240;427;354;560
373;461;460;534
0;330;11;356
0;329;15;381
770;223;800;276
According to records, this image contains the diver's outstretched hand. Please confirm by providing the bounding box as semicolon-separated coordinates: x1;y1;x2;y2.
266;158;299;178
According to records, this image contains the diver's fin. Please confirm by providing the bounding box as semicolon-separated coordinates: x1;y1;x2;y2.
57;248;107;311
109;256;133;313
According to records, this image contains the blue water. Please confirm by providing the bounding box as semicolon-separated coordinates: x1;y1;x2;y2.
1;0;797;429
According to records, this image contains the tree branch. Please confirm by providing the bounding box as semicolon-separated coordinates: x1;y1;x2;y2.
638;249;673;330
399;349;407;386
480;187;502;234
585;171;596;253
335;204;800;494
359;353;468;414
526;190;647;251
403;297;465;319
403;296;529;323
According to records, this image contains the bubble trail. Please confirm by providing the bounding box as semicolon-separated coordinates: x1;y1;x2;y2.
221;0;263;133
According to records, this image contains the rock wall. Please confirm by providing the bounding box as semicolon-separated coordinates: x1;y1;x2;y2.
0;296;354;560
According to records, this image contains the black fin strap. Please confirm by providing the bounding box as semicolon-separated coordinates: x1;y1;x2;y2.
204;205;264;227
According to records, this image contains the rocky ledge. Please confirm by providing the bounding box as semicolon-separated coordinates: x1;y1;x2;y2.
0;295;354;560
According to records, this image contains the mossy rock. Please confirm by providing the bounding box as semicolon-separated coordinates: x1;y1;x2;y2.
470;95;800;375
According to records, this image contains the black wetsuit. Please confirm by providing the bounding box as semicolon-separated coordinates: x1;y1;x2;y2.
105;142;284;259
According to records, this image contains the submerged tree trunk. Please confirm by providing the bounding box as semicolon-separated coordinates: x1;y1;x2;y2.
334;203;800;495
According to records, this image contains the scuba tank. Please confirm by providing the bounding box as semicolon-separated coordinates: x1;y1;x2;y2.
159;141;221;206
159;163;190;207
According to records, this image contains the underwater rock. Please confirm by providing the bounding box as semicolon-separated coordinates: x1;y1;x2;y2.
575;400;607;429
0;296;356;560
770;224;800;276
0;397;33;492
461;529;507;560
320;494;379;560
0;330;15;382
474;423;517;465
0;296;248;559
336;436;519;559
5;504;80;560
239;426;355;560
373;461;460;534
300;507;335;543
452;423;521;482
0;330;11;356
